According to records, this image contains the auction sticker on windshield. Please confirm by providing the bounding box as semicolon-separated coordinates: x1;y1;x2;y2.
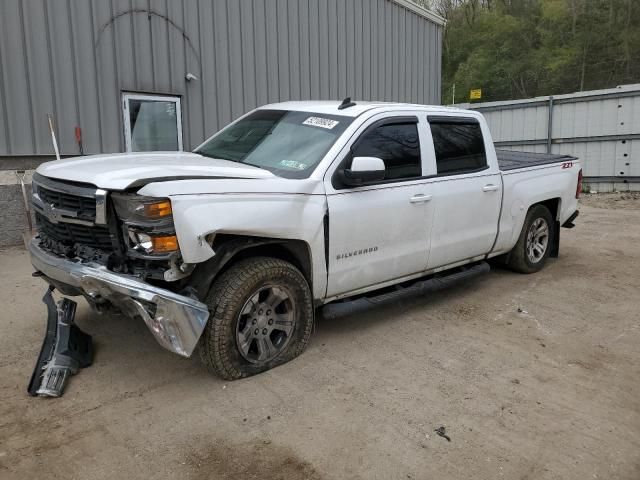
280;160;308;170
303;116;340;129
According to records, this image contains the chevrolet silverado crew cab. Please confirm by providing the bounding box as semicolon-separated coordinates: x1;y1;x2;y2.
28;100;581;384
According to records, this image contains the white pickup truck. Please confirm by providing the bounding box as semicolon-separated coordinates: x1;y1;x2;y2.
28;100;581;389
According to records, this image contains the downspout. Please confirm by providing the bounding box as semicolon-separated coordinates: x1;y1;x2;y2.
546;96;554;154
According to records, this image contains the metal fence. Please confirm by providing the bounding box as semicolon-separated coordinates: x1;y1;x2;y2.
458;84;640;192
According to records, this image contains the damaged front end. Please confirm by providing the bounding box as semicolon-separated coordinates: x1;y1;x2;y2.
27;174;210;396
29;173;210;353
29;237;210;357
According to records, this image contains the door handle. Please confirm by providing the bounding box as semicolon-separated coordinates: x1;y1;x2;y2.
409;194;432;203
482;184;499;192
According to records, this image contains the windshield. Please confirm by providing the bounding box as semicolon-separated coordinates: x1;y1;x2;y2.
194;110;354;179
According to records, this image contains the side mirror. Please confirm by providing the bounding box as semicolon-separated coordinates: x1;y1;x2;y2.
342;156;386;186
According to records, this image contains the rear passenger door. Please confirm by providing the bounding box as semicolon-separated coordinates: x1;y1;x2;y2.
324;115;435;298
426;116;502;270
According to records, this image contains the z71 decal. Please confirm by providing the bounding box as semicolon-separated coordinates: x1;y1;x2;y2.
562;161;574;169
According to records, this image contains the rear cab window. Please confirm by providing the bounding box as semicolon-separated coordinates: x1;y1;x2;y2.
428;116;488;175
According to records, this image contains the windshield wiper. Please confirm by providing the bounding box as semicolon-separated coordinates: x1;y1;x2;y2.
194;150;231;161
194;151;271;172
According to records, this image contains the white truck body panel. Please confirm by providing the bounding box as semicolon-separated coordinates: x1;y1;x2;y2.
325;178;434;297
428;171;503;269
165;192;329;300
37;152;274;190
492;163;579;255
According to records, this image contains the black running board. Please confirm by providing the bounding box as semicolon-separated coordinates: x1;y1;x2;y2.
28;287;93;397
366;261;490;304
323;261;490;318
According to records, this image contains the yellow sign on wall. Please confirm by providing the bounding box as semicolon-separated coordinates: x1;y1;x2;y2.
470;89;482;100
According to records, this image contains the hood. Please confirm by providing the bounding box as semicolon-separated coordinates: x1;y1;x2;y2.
36;152;274;190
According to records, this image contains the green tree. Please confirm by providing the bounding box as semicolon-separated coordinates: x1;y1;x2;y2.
427;0;640;103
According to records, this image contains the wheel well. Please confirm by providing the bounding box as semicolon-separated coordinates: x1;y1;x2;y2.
533;198;561;258
537;198;560;221
189;234;313;299
228;240;312;284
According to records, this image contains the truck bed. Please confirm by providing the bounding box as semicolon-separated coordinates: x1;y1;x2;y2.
497;149;576;171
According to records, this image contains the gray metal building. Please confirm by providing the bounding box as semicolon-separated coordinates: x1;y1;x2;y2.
457;84;640;193
0;0;445;246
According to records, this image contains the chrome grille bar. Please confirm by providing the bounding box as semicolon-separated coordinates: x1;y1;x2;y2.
32;173;107;226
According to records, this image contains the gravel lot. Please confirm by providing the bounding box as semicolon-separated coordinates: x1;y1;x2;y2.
1;193;639;480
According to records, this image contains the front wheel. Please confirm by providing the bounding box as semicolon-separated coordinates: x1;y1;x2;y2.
507;204;554;274
199;257;314;380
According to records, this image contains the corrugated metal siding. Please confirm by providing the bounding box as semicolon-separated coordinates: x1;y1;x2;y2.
458;84;640;190
483;105;548;143
0;0;442;157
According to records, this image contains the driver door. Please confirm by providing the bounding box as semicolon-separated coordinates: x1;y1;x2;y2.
324;115;435;298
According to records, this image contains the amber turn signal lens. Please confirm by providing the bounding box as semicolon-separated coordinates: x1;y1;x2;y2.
150;235;179;253
144;200;172;218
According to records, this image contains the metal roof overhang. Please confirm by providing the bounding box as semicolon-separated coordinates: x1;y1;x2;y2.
391;0;446;26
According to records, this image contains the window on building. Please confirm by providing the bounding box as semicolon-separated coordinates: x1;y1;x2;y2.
429;120;487;175
352;121;422;180
122;93;183;152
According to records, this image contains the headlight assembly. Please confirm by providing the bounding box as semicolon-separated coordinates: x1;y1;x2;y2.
112;194;173;223
113;194;179;256
128;230;179;254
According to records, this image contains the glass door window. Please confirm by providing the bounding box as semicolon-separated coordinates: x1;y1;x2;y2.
122;93;183;152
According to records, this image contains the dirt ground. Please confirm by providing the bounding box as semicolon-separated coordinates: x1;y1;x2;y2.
1;193;639;480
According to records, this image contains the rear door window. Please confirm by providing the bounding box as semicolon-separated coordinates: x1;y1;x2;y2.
428;118;487;175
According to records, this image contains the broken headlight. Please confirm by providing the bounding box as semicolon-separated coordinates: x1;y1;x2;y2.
127;230;179;254
112;194;173;223
112;194;179;255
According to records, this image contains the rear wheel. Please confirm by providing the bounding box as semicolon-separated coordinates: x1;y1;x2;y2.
199;257;314;380
507;204;554;274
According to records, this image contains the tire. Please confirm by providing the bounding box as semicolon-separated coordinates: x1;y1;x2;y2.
198;256;314;380
507;204;555;274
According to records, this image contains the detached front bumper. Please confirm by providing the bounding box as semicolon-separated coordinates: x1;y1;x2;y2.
28;238;209;357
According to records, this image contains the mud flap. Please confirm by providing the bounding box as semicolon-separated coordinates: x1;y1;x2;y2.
27;287;93;397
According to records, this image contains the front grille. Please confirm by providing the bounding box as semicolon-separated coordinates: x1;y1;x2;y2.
38;186;97;220
32;173;115;254
36;212;114;251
